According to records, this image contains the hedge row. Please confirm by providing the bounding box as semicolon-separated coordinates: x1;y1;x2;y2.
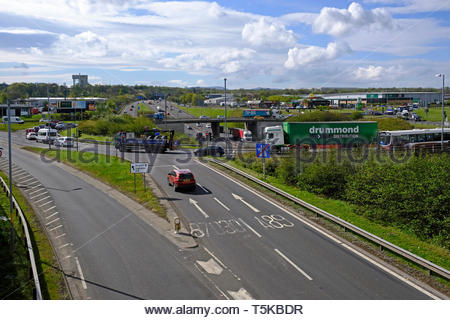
77;115;156;136
234;151;449;247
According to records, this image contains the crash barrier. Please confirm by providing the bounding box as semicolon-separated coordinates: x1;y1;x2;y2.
0;177;43;299
207;159;450;280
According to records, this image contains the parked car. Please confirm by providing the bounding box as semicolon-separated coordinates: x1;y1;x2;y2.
2;116;24;124
199;115;208;119
39;118;49;123
65;122;78;128
26;132;37;140
194;146;224;157
55;122;66;130
167;169;196;191
25;128;35;135
54;136;74;147
217;115;224;120
205;123;211;128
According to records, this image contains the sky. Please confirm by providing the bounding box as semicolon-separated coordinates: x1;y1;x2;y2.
0;0;449;89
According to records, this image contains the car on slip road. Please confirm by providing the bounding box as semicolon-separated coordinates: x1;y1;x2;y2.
167;169;196;191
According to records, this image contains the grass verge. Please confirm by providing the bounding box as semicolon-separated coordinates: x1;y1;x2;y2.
207;158;450;286
22;147;166;220
0;172;68;299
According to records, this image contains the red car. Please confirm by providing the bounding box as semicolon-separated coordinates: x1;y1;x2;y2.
167;169;196;191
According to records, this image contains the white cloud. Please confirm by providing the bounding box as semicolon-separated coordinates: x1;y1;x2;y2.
242;18;298;48
365;0;450;13
196;79;205;86
284;42;352;69
52;31;109;58
354;65;384;80
0;28;56;35
313;2;394;37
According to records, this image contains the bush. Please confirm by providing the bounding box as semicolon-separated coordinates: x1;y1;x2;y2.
298;159;355;199
77;115;156;136
278;157;300;185
287;111;360;122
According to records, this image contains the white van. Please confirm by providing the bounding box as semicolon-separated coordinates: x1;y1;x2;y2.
2;116;24;124
37;128;58;144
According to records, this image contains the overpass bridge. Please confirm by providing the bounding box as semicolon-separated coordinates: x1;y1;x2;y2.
161;117;284;139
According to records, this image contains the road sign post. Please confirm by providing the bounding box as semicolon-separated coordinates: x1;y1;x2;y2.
256;143;270;180
131;163;149;193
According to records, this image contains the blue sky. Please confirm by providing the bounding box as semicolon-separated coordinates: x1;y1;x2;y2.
0;0;449;89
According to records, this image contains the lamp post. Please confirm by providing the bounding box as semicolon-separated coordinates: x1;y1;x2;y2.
224;78;228;156
7;99;14;249
435;74;445;151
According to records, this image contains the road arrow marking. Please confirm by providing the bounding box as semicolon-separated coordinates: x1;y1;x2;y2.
196;258;223;275
213;197;230;211
189;198;209;218
232;193;260;213
227;288;253;300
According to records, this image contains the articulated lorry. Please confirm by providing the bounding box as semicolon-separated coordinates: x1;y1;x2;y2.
242;109;285;119
114;129;175;153
264;121;378;150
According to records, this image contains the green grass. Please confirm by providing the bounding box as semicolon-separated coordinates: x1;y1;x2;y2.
0;172;68;299
217;160;450;273
178;106;246;129
415;106;450;122
23;147;167;220
59;128;112;142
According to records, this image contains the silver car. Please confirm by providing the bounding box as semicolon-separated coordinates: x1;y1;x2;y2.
54;136;74;148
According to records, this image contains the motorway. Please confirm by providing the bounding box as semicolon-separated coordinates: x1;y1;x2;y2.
0;123;442;299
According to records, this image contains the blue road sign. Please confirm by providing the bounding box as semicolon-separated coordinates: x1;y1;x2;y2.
256;143;270;159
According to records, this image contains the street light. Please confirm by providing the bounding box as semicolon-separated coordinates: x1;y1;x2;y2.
435;73;445;151
224;78;228;156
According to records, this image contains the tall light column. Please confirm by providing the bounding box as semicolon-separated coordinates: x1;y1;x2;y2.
436;74;445;151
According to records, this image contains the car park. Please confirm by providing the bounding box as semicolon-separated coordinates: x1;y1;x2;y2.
54;136;74;147
167;169;196;191
26;132;37;140
194;146;224;157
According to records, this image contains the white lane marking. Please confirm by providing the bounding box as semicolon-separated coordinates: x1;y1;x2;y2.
28;183;42;188
232;193;260;213
30;191;48;199
55;233;66;239
75;257;88;290
196;258;223;275
49;225;63;232
172;165;180;170
58;243;71;249
237;218;262;238
340;243;440;300
46;212;59;219
45;218;60;226
29;188;45;195
274;248;313;281
34;195;50;203
43;206;56;212
14;172;28;178
189;198;209;218
196;160;342;244
197;183;209;193
39;201;53;207
213;197;230;211
193;264;230;300
227;288;253;300
17;176;33;182
204;247;227;269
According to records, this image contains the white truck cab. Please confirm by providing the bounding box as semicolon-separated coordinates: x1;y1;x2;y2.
264;125;284;145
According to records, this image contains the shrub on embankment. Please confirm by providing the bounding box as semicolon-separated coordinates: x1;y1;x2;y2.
78;115;156;136
233;151;450;248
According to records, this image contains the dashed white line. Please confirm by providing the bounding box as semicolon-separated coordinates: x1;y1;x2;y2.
213;197;230;211
34;195;50;203
204;247;227;269
49;225;63;232
237;218;262;238
39;201;53;207
75;257;87;289
55;233;66;239
274;249;313;281
197;183;209;193
58;243;72;249
45;218;60;226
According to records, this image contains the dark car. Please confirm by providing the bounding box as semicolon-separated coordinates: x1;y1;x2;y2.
194;146;224;157
167;169;196;191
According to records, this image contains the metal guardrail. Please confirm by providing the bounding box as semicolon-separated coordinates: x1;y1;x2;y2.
0;177;43;299
207;159;450;280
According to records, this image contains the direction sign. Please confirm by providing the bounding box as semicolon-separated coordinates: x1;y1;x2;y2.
130;162;149;174
256;143;270;159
